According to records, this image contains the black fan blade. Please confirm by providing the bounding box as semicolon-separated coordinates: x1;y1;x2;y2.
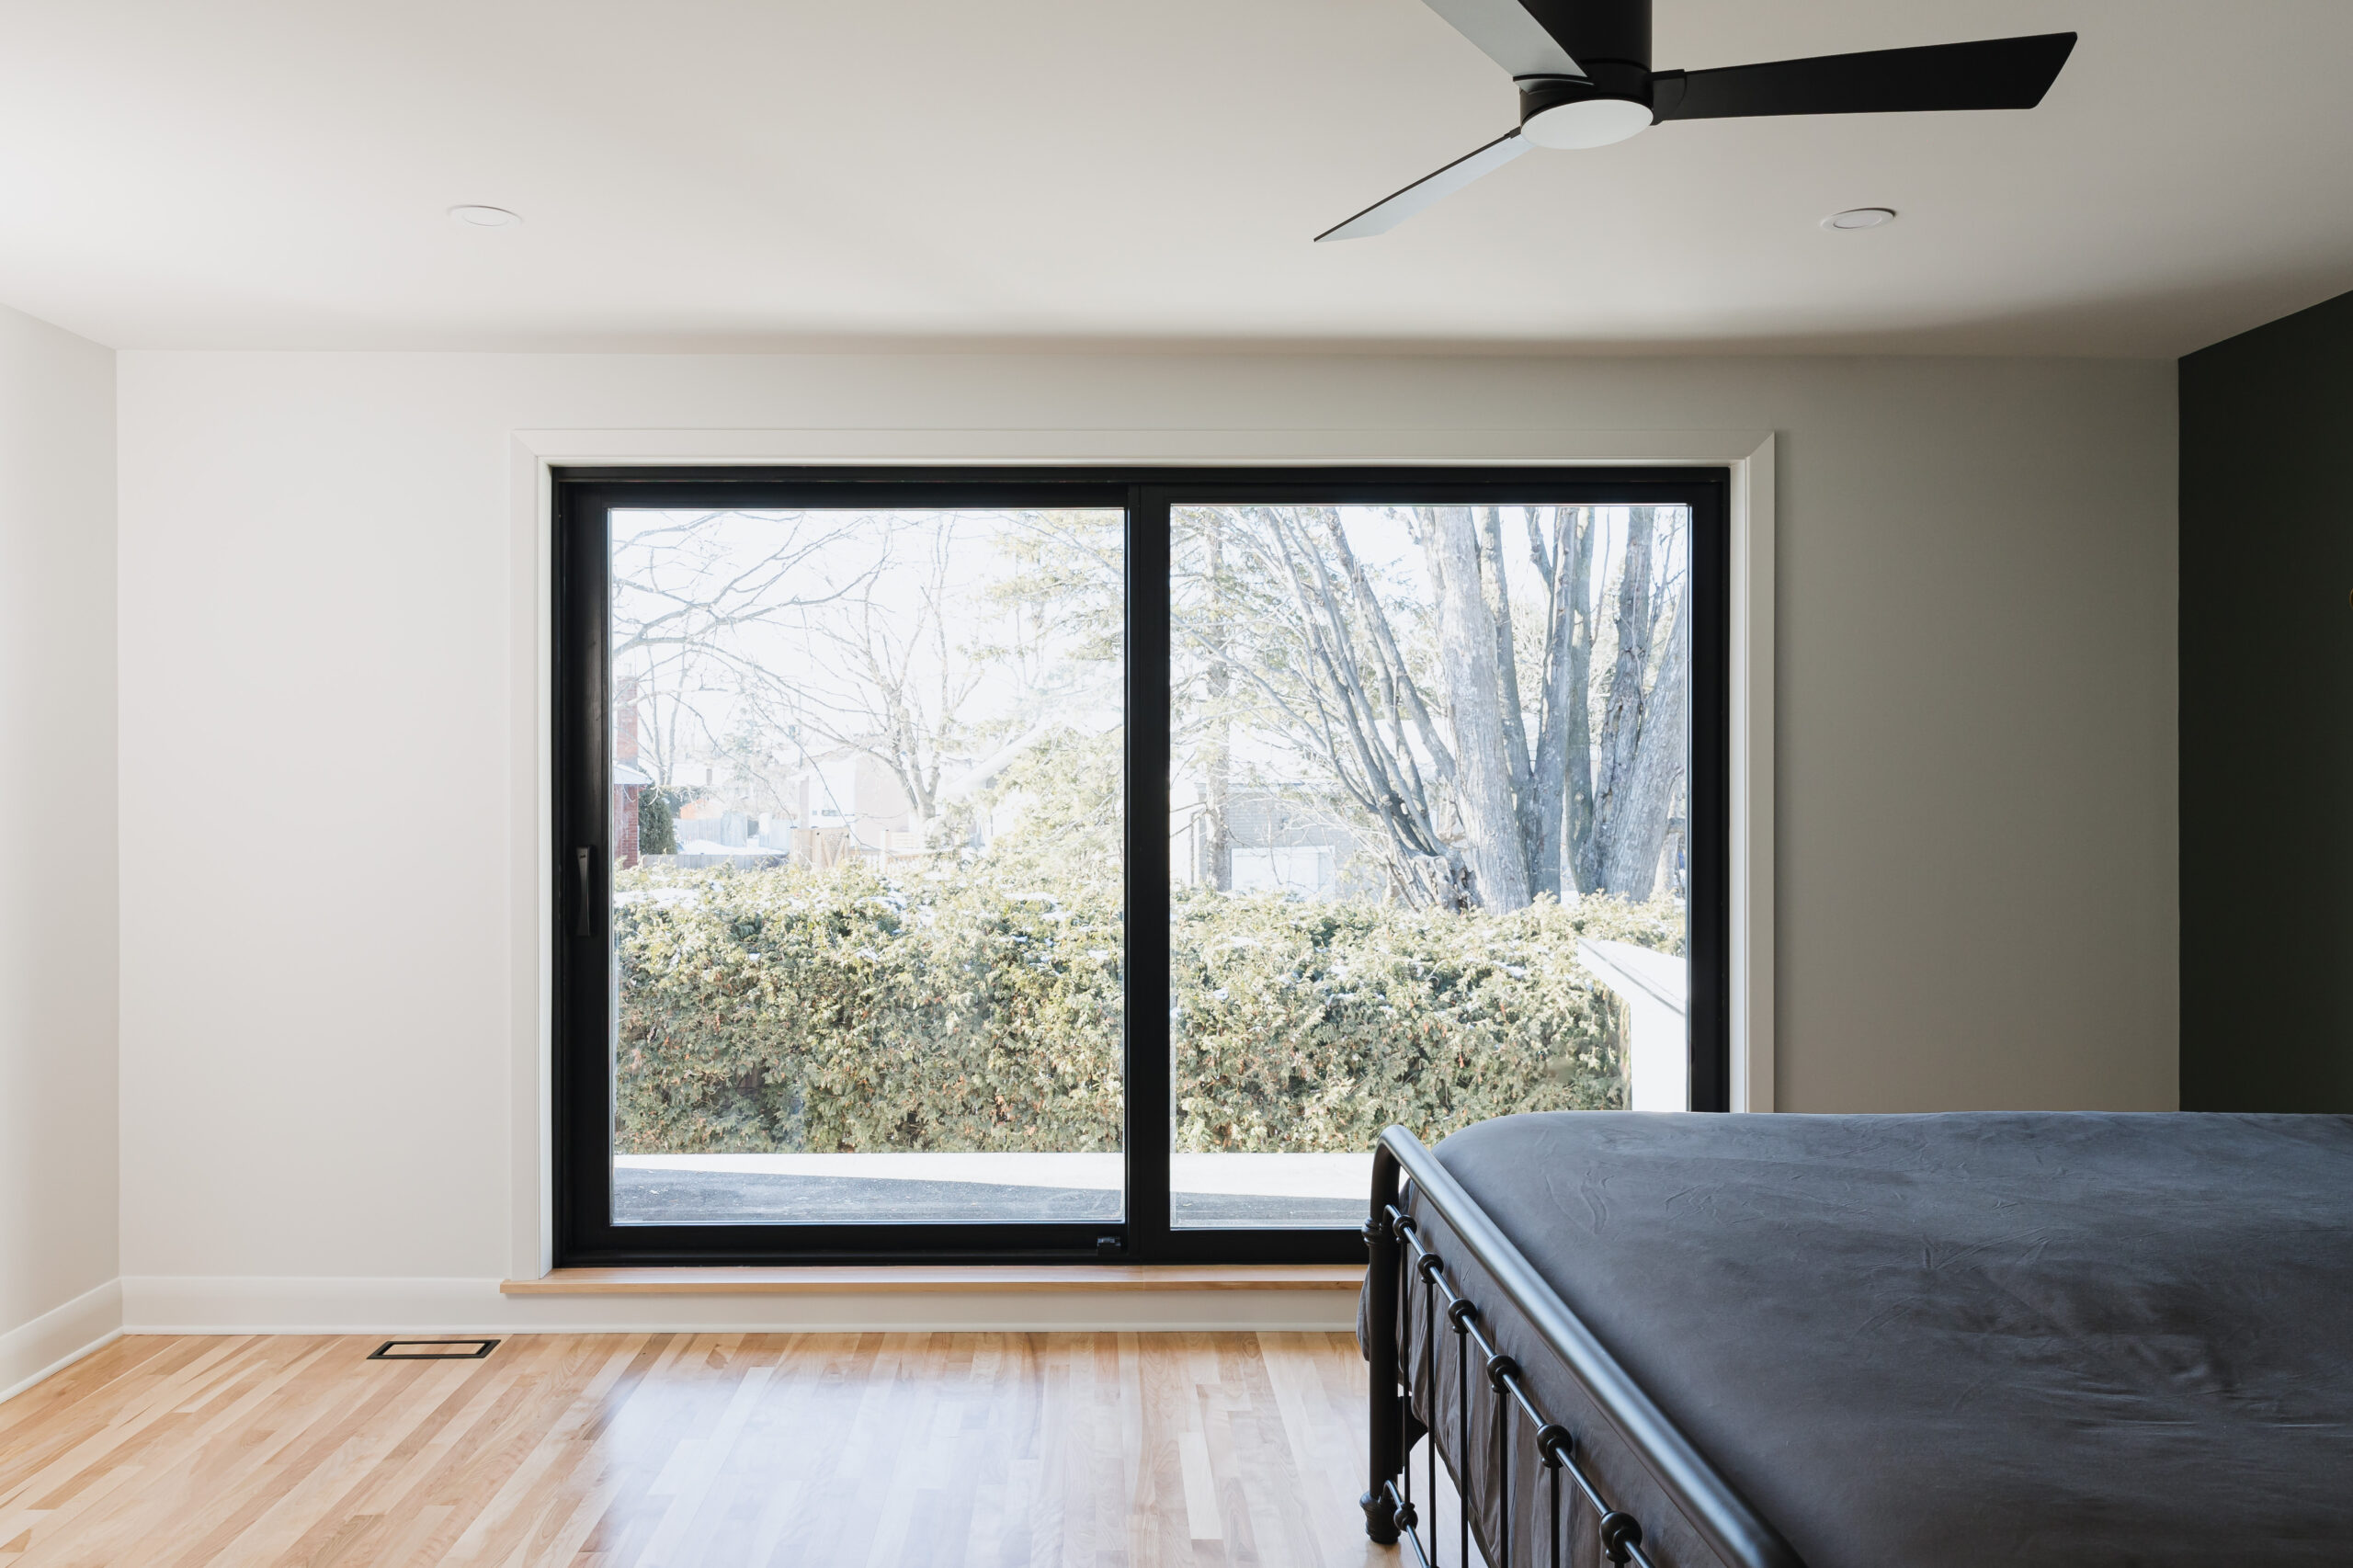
1419;0;1583;81
1315;131;1530;242
1653;32;2075;120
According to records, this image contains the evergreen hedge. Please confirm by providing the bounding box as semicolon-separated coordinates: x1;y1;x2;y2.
612;860;1681;1155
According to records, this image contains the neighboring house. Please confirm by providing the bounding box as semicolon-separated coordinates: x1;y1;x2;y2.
612;679;650;867
673;794;752;852
1172;784;1370;901
783;748;920;864
612;757;652;866
630;744;930;869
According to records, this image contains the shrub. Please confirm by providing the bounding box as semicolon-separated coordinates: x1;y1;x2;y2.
637;787;677;857
612;859;1681;1155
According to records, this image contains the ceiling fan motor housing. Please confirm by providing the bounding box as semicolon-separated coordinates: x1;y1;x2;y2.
1515;0;1655;146
1518;68;1654;147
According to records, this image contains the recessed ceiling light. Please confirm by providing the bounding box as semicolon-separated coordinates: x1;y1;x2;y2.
1823;207;1896;231
448;205;521;228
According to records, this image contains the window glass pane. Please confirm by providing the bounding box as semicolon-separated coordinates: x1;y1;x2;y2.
1168;504;1691;1228
608;507;1125;1225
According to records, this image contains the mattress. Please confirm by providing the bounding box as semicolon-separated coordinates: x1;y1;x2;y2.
1379;1111;2353;1567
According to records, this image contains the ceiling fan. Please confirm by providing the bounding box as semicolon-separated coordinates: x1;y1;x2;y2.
1317;0;2076;240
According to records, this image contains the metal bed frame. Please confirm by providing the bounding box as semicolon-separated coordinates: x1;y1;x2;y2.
1362;1126;1807;1568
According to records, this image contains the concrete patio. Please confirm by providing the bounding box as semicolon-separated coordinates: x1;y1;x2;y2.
613;1151;1373;1229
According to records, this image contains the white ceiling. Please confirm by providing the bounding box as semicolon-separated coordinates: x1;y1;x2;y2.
3;0;2349;356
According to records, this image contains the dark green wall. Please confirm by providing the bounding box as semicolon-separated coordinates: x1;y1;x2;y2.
2181;288;2353;1110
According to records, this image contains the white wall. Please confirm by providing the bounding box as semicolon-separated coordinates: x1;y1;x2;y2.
0;305;119;1394
113;350;2177;1324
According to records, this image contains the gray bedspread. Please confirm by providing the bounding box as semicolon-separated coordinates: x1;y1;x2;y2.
1383;1111;2353;1567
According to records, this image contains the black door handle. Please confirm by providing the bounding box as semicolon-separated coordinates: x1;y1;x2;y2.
574;847;592;937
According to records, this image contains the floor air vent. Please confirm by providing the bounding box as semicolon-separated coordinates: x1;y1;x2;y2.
368;1338;500;1360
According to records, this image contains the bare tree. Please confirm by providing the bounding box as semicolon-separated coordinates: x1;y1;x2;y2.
731;507;1124;846
1429;506;1529;910
1599;593;1689;895
1173;506;1470;908
613;508;1122;848
1527;504;1596;900
609;509;882;789
1170;503;1690;913
765;518;982;828
1199;511;1234;890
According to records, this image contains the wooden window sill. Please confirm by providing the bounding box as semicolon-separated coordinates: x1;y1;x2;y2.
501;1264;1365;1296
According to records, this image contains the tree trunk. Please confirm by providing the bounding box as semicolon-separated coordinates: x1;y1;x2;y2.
1476;505;1545;899
1560;510;1597;894
1597;585;1690;897
1527;507;1572;902
1202;513;1233;890
1586;508;1656;893
1428;506;1530;912
1247;506;1457;897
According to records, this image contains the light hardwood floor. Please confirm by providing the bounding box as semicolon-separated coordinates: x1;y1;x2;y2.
0;1332;1417;1567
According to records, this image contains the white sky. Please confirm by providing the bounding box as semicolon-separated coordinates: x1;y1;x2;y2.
608;503;1687;813
610;507;1122;797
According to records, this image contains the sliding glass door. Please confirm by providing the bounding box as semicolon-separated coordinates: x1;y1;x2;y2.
553;469;1725;1267
1166;500;1699;1230
604;503;1126;1230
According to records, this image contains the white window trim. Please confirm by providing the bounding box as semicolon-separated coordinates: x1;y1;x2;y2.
506;427;1776;1279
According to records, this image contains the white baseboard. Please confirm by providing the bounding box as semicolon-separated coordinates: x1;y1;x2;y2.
0;1278;124;1405
119;1276;1355;1335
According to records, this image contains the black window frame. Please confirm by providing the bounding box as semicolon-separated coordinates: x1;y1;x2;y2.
554;465;1730;1268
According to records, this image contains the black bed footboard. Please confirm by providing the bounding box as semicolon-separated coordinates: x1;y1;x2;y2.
1363;1126;1804;1568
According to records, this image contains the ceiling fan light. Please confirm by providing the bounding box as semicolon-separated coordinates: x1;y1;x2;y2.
1521;97;1654;150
